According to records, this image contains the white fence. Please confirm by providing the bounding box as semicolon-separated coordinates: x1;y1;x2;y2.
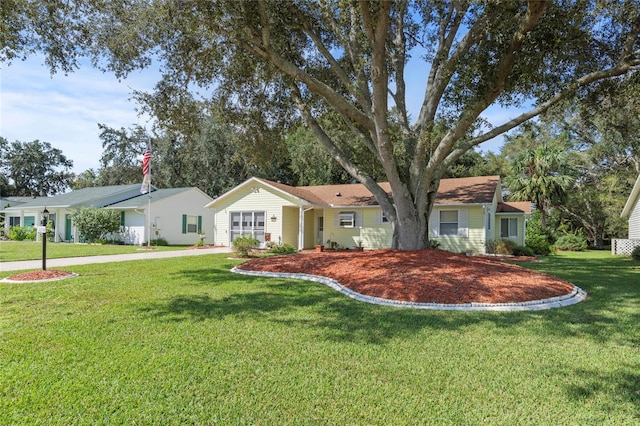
611;239;640;256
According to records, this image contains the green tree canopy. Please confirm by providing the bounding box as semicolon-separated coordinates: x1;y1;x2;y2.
506;142;577;229
0;137;74;196
4;0;639;249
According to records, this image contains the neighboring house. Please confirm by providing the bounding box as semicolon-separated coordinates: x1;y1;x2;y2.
0;196;48;234
1;185;214;245
205;176;531;254
614;174;640;255
105;187;214;245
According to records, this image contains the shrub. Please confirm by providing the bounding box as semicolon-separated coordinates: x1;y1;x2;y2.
555;230;588;251
232;236;260;257
513;245;535;257
8;226;37;241
631;246;640;261
429;239;441;249
486;239;516;255
150;238;168;246
267;243;297;254
525;210;554;256
71;208;121;243
526;234;552;256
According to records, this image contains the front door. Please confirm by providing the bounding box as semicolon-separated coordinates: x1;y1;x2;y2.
316;216;324;244
65;214;72;241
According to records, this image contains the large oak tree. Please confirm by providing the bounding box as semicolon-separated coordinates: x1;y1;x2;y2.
3;0;639;249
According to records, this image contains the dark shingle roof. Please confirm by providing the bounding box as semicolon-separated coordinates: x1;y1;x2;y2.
106;188;193;208
2;184;145;210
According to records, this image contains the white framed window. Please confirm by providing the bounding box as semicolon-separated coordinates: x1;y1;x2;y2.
182;214;202;234
187;215;198;233
500;218;518;238
375;210;390;225
338;211;356;228
439;210;458;236
230;211;266;242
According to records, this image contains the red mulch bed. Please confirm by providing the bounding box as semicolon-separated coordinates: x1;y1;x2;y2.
5;270;75;282
236;249;574;304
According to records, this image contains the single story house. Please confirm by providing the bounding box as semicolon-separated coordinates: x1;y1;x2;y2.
1;196;49;233
205;176;531;254
1;185;214;246
105;187;214;245
614;174;640;255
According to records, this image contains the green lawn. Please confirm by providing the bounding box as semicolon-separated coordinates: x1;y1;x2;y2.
1;251;639;424
0;240;187;262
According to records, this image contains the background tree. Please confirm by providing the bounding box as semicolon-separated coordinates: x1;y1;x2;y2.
4;1;639;249
285;125;352;186
96;124;152;186
72;168;99;190
506;142;577;229
0;138;74;196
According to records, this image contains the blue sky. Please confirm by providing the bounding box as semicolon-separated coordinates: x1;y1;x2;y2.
1;55;513;176
1;56;156;174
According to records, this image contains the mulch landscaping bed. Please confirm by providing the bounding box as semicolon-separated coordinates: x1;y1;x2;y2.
237;249;574;304
3;270;75;282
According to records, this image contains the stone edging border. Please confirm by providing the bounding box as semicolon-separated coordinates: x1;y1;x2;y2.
231;267;587;311
1;273;79;284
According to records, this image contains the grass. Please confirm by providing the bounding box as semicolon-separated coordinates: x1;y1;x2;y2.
0;240;188;262
1;251;639;424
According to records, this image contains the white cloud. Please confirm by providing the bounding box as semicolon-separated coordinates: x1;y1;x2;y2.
1;57;157;174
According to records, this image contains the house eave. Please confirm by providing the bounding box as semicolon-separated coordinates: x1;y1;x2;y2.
205;177;312;209
621;175;640;217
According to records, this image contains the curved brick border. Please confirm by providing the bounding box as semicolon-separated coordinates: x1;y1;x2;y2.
231;267;587;311
1;273;79;284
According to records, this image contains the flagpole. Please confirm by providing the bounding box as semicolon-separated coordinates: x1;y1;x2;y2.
141;137;152;247
147;137;152;247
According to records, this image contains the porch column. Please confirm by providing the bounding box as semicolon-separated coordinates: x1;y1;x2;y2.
35;210;41;242
298;207;305;251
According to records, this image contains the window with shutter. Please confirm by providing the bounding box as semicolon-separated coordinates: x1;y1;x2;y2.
439;210;458;236
337;211;356;228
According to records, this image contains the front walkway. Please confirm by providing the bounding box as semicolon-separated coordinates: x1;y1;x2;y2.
0;246;233;272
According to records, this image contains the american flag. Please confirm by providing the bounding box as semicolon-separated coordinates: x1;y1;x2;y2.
140;141;151;194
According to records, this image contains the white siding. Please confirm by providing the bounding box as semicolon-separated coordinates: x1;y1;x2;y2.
143;188;214;245
629;196;640;239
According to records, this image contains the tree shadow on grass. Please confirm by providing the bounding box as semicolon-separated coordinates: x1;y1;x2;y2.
562;363;640;415
137;253;640;346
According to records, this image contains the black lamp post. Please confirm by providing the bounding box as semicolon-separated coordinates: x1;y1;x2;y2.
41;207;49;271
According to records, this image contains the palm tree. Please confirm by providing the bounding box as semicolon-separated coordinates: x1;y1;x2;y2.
506;143;576;229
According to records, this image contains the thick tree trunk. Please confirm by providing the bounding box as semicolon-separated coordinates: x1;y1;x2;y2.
392;214;427;250
388;180;435;251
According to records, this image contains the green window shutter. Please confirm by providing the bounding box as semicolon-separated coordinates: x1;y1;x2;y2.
197;216;202;233
120;211;125;227
182;214;187;234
